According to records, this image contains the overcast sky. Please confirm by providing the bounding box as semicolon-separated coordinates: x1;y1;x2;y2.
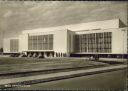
0;1;127;48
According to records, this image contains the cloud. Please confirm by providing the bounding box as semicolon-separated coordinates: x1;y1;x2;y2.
28;1;61;12
0;1;127;37
0;1;127;48
3;11;13;18
29;4;42;11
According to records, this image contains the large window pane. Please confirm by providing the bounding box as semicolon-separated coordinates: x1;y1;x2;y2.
28;34;53;50
75;32;112;53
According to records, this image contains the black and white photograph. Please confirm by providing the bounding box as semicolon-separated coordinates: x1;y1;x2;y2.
0;0;127;90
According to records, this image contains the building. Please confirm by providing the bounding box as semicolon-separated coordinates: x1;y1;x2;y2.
3;19;128;58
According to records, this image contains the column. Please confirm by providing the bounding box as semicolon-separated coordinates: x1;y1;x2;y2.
44;52;47;58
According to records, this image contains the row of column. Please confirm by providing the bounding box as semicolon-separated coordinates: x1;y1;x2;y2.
26;52;69;58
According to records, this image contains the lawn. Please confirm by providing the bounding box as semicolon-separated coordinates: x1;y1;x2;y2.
0;57;90;65
0;57;108;74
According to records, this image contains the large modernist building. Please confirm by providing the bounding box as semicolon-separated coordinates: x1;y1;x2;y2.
3;19;128;58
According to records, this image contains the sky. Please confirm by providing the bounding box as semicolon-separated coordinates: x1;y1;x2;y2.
0;1;127;48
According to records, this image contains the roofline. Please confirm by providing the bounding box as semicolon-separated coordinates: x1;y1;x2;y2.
22;18;120;33
75;27;128;32
24;27;128;35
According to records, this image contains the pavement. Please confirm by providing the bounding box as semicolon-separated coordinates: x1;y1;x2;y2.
99;58;127;62
0;64;127;86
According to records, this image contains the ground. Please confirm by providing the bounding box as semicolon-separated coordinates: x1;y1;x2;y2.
11;69;127;90
0;56;127;90
0;57;109;74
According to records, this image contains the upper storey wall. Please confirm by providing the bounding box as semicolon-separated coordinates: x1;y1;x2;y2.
22;19;123;34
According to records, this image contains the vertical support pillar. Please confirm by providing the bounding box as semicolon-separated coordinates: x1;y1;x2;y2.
33;52;36;58
58;53;59;57
54;52;56;57
61;53;63;57
38;52;42;58
44;52;47;58
49;52;53;58
27;52;31;57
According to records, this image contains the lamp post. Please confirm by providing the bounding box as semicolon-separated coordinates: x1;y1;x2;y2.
2;29;4;55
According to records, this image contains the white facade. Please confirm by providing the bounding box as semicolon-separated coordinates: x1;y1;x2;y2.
3;19;128;56
3;37;19;53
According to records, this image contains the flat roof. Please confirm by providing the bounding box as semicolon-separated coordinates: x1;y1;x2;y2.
22;19;124;34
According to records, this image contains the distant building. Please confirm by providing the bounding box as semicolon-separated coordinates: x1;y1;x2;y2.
3;19;128;58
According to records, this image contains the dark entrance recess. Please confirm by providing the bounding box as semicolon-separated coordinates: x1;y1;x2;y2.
70;53;128;59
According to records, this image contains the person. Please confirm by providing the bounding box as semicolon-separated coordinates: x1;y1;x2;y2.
94;54;99;61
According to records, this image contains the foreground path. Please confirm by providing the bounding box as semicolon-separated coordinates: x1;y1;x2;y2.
0;64;127;87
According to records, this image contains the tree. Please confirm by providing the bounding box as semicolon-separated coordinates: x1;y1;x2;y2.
0;48;3;53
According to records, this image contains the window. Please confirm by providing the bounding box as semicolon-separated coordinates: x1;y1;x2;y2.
28;34;53;50
75;32;112;53
10;39;19;52
127;30;128;53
